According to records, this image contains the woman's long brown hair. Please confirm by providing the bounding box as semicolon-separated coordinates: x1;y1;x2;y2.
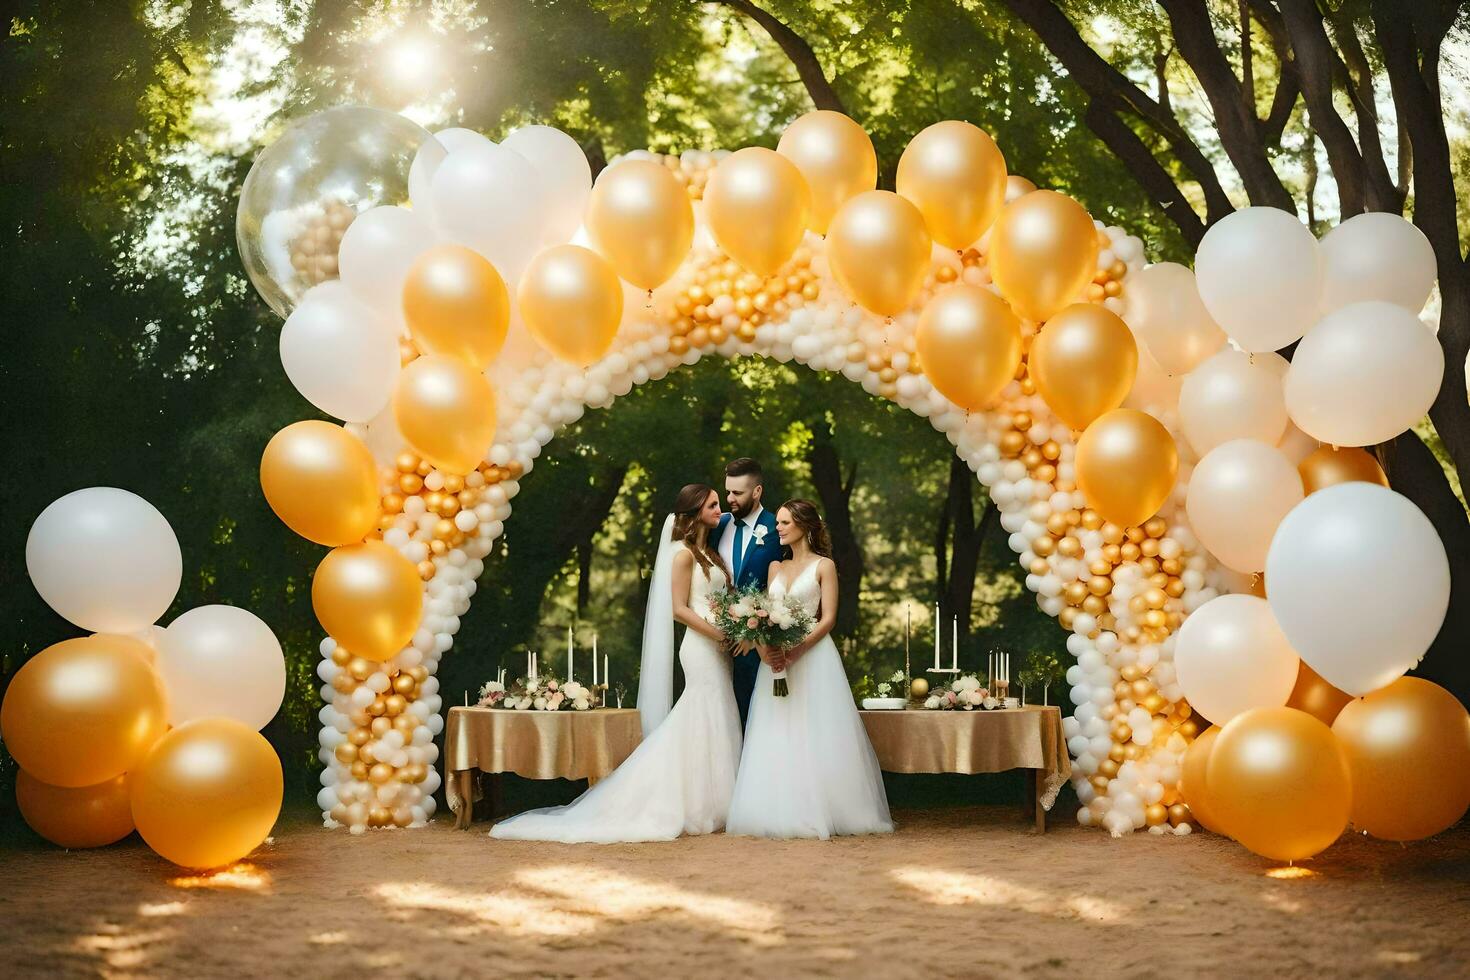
780;498;833;559
671;483;730;580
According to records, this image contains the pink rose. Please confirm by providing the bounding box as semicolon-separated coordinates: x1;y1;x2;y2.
548;679;558;691
756;609;769;618
746;617;760;629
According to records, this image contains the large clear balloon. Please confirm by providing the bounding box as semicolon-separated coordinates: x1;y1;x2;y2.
279;281;400;423
1332;677;1470;841
26;487;183;634
914;284;1022;411
16;770;135;849
237;106;442;317
518;244;625;366
1074;409;1177;529
987;190;1098;322
1265;483;1450;696
777;110;878;234
402;244;510;368
586;159;695;290
1320;212;1437;315
825;190;933;317
1178;348;1289;458
1284;300;1444;448
1028;303;1137;431
260;420;380;546
393;354;499;474
336;205;437;322
703;147;811;276
0;635;167;787
129;718;283;869
430;141;546;281
1186;439;1303;574
1174;595;1300;726
312;540;423;663
1194;206;1322;352
501;125;592;245
1123;262;1226;375
156;605;286;731
895;120;1007;250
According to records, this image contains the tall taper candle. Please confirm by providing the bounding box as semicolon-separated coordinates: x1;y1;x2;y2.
933;603;941;670
951;615;958;672
604;653;609;692
593;633;599;685
568;625;574;682
904;603;911;678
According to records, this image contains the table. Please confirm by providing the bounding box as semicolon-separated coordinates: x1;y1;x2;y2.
859;706;1070;833
444;706;643;829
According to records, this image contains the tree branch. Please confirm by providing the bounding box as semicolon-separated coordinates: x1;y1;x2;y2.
700;0;847;113
1323;1;1402;209
1085;95;1208;246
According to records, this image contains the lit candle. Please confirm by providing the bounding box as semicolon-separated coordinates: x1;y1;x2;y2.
951;615;958;672
933;603;941;670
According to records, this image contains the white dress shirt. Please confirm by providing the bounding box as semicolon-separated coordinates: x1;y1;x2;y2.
718;503;764;581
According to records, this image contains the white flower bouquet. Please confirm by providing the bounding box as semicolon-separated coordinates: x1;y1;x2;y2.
707;582;813;697
920;674;998;711
481;675;595;711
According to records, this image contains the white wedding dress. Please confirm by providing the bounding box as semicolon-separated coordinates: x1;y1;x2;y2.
727;559;893;839
489;543;741;843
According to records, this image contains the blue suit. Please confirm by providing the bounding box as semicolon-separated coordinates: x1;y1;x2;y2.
714;508;782;728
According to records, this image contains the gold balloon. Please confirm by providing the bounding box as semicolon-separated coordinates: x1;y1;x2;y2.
988;190;1099;322
16;770;134;849
129;718;283;869
518;244;624;366
703;147;811;276
393;354;498;475
1075;409;1178;529
0;635;166;787
915;285;1023;411
1298;445;1389;495
1004;175;1037;203
1179;726;1225;834
402;244;509;369
312;540;423;663
259;420;379;547
1333;677;1470;841
1207;706;1351;861
1286;660;1353;727
909;677;930;699
777;110;878;234
586;159;695;290
826;190;933;317
895;120;1007;250
1028;304;1138;430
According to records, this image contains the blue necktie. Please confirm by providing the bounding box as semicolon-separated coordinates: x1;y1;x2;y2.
733;522;746;583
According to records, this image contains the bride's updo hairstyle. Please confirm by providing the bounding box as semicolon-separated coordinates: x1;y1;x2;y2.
780;498;833;559
671;483;730;580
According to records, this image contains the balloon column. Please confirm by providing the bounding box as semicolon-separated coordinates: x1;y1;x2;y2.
7;489;285;867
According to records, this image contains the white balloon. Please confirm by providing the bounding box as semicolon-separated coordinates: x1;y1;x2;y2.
408;137;450;211
1194;206;1321;352
1124;262;1226;375
1320;212;1437;315
279;281;399;422
1174;594;1299;725
1179;348;1289;457
26;488;182;633
433;127;496;155
156;605;286;731
1284;300;1444;447
502;125;591;245
1123;343;1184;421
337;205;437;316
429;142;545;280
1276;421;1319;465
1186;439;1304;574
1265;483;1450;696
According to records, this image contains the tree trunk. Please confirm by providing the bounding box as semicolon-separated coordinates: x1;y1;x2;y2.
703;0;847;113
942;457;990;638
807;431;863;636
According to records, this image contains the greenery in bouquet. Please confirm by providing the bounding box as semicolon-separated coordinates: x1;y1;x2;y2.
479;675;595;711
921;674;995;711
706;582;812;650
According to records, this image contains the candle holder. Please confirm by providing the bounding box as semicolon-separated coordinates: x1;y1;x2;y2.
593;683;610;708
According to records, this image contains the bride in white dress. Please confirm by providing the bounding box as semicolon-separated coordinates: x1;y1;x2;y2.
489;484;742;843
727;499;893;839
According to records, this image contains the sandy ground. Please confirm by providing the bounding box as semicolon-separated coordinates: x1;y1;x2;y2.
2;803;1468;979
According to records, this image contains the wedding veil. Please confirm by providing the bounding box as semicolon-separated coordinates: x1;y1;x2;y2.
636;513;677;736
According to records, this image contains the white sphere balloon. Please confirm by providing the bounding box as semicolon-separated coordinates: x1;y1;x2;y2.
279;281;399;422
26;488;182;633
501;125;591;245
236;106;443;317
1179;348;1289;457
1174;594;1299;725
1123;262;1226;375
1284;300;1444;447
407;136;450;211
1320;212;1437;315
156;605;286;731
1186;439;1303;573
1194;206;1322;352
429;142;545;281
336;205;437;316
431;127;495;155
1265;483;1450;696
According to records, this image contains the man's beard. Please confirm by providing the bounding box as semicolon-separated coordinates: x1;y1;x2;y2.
728;496;755;519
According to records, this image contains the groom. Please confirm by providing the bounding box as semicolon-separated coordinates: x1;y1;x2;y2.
713;457;782;728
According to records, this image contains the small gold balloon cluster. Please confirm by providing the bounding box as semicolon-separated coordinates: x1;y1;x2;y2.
665;247;819;356
326;650;430;829
1084;228;1127;304
290;200;356;287
642;151;720;200
377;451;521;582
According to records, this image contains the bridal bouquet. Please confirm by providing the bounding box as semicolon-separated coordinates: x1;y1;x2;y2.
706;583;813;697
480;675;595;711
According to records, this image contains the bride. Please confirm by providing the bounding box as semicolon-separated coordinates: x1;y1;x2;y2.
726;499;893;839
489;484;742;843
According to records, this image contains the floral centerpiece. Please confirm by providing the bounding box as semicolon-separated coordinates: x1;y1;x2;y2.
479;675;595;711
921;674;999;711
706;582;813;696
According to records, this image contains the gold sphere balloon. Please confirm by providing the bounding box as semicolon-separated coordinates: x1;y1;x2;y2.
1207;706;1351;861
1179;726;1224;834
401;244;509;369
1333;677;1470;841
703;147;811;276
129;718;283;869
895;120;1007;250
909;677;930;699
393;354;498;475
1028;303;1138;430
988;190;1099;321
518;244;624;366
1298;445;1389;495
586;159;695;290
826;190;933;317
312;540;423;663
915;284;1023;411
776;110;878;235
1286;660;1353;727
1004;174;1037;203
16;770;134;849
259;420;379;547
1075;409;1178;529
1;635;166;787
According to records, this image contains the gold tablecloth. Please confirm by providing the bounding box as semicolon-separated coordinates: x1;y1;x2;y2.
859;706;1071;809
444;706;643;814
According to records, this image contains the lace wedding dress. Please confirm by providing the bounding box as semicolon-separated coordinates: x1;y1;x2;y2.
726;558;893;839
489;543;741;843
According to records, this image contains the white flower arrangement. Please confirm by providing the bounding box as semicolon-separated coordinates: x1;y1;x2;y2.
874;669;907;698
920;673;1000;711
481;675;597;711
